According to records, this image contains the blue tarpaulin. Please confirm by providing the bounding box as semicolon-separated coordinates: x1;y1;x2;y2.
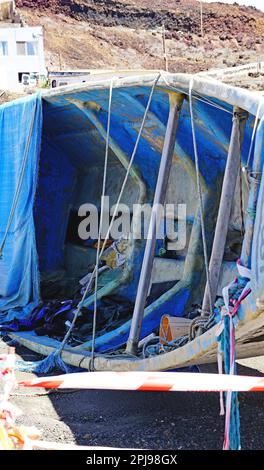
0;94;42;321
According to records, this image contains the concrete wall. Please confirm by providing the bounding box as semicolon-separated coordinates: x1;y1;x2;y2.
200;61;264;80
0;26;46;89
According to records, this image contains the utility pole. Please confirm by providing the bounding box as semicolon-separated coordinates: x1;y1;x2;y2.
59;52;62;70
200;1;204;38
162;23;169;72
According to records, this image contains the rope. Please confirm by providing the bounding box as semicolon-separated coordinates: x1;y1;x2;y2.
61;75;160;351
0;100;37;259
73;73;161;303
76;73;160;349
244;100;262;171
55;80;115;358
192;91;233;115
160;72;233;116
246;207;257;220
96;73;161;255
189;312;215;340
142;308;216;359
221;314;241;450
189;76;213;315
80;73;160;360
142;334;189;359
217;274;251;450
15;73;162;374
91;79;114;369
239;163;245;237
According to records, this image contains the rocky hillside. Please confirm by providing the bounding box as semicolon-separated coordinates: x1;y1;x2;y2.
15;1;264;73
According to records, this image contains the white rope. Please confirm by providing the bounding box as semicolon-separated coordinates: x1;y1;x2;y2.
189;76;213;315
57;73;161;358
193;91;233;115
160;71;232;115
96;73;161;256
81;73;161;292
91;79;114;367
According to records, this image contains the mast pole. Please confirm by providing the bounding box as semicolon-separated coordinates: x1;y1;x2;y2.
202;107;248;315
126;92;184;355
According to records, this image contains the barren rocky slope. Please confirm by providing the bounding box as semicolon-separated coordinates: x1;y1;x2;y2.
13;1;264;73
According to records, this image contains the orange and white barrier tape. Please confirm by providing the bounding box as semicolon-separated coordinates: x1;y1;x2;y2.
1;350;42;450
20;371;264;392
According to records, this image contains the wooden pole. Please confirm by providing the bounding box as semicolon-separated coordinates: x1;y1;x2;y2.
200;1;204;38
126;92;184;355
59;52;62;70
162;23;169;72
202;107;248;315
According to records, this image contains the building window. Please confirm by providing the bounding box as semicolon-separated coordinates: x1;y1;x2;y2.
16;41;26;55
0;41;8;56
16;41;38;56
27;42;38;56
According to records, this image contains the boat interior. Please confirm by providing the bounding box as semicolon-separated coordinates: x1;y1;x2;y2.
32;80;253;353
1;73;263;368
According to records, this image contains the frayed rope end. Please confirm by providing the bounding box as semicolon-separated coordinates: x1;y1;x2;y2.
15;351;75;374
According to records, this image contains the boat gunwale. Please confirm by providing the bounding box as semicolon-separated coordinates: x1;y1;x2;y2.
9;308;264;371
41;71;264;120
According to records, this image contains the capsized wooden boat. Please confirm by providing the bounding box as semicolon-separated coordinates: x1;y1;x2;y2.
1;70;264;371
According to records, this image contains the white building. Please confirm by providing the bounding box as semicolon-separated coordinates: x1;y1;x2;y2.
0;25;46;89
0;0;15;22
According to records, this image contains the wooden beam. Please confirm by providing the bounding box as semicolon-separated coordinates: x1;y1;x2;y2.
126;92;184;354
202;107;248;314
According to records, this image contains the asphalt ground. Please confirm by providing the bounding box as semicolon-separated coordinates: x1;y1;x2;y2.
1;338;264;450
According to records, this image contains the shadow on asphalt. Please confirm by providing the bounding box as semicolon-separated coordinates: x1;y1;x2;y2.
1;338;264;450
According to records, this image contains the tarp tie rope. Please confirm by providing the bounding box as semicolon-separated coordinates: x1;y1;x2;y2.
72;74;160;367
217;260;251;450
160;71;233;115
216;339;225;416
70;73;161;366
62;73;161;366
189;76;213;315
0;100;37;260
91;78;114;370
13;74;161;374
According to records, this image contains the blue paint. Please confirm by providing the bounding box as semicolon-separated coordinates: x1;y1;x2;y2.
0;84;263;353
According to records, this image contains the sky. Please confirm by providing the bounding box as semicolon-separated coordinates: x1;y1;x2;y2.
201;0;264;12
